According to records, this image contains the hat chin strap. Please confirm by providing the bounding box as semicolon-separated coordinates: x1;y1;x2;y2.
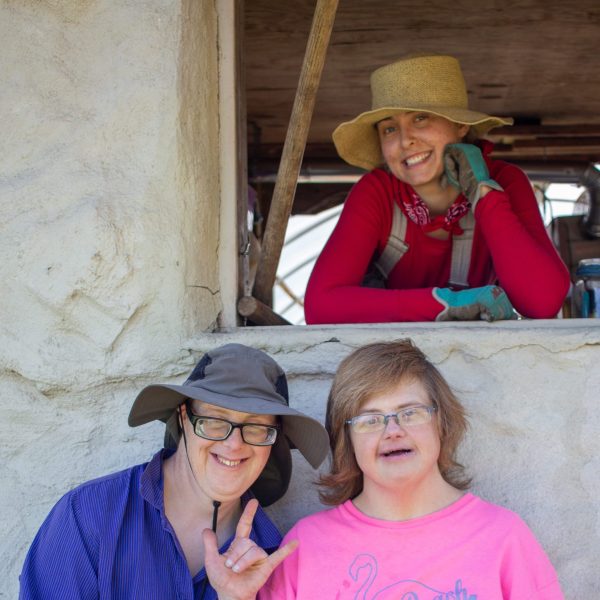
178;410;221;599
178;417;223;519
178;410;223;518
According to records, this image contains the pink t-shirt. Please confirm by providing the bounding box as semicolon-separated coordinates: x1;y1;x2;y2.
259;494;563;599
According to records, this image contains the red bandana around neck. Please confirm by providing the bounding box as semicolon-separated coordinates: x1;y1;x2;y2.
393;139;493;234
402;188;471;234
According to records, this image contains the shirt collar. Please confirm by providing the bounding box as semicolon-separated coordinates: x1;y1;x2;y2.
139;448;281;551
140;448;172;512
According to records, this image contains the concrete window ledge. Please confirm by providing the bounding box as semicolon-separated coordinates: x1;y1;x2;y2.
190;319;600;368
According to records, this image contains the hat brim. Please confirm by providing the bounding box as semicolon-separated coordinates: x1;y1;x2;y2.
250;434;292;507
332;106;513;171
129;383;329;470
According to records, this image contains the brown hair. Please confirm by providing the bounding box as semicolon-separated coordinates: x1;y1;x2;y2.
319;339;470;505
464;126;479;144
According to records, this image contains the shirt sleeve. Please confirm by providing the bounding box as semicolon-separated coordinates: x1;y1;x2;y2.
19;491;99;600
500;517;564;600
476;162;570;318
304;171;443;324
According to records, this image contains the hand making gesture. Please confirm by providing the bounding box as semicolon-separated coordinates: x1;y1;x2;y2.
203;499;298;600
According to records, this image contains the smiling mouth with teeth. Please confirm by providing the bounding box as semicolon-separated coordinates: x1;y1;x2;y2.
404;152;431;167
215;455;245;467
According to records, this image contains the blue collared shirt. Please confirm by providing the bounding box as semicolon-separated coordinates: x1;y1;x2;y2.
19;449;282;599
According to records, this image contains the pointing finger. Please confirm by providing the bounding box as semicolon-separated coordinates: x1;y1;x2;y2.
235;498;259;539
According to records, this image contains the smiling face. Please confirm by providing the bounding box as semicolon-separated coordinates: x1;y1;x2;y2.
350;378;442;495
179;401;275;503
376;112;468;199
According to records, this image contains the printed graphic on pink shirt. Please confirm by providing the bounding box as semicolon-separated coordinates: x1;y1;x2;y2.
338;553;477;599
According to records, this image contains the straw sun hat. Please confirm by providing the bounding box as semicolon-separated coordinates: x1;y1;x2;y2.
332;54;513;171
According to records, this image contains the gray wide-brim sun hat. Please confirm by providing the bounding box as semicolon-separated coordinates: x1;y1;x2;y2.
129;343;329;506
332;54;514;171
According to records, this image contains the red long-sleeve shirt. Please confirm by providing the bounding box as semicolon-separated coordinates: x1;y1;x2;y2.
304;160;570;324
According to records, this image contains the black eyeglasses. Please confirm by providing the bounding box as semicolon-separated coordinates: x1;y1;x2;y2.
185;400;279;446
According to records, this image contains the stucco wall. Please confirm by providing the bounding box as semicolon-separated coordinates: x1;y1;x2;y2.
0;0;223;597
1;0;223;392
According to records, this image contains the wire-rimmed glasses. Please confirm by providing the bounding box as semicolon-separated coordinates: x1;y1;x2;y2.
345;404;437;434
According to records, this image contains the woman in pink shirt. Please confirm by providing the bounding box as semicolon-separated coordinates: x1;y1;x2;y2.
303;54;569;323
205;340;563;599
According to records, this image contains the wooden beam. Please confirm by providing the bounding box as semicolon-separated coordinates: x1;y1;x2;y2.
237;296;292;326
493;144;600;157
252;0;339;305
489;124;600;138
512;137;600;148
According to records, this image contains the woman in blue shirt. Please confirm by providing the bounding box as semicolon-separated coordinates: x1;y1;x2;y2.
20;344;328;600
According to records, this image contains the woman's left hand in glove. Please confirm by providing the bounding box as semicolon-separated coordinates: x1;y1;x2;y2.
433;285;518;322
443;143;503;210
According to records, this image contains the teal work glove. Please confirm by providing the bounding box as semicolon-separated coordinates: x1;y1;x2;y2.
443;143;503;210
433;285;517;322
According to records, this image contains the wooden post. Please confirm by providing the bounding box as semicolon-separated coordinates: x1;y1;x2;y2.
235;1;250;302
252;0;339;305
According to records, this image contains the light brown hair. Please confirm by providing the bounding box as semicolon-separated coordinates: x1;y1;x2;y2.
319;339;470;505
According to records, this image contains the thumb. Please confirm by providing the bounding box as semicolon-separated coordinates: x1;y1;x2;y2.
202;528;221;570
443;151;460;187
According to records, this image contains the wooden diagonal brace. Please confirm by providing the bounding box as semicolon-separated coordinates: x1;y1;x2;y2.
252;0;339;306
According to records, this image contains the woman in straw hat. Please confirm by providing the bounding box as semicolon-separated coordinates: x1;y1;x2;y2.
304;54;569;323
206;341;563;599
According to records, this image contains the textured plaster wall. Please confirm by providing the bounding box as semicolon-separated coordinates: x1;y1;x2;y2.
1;0;222;393
0;0;223;597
